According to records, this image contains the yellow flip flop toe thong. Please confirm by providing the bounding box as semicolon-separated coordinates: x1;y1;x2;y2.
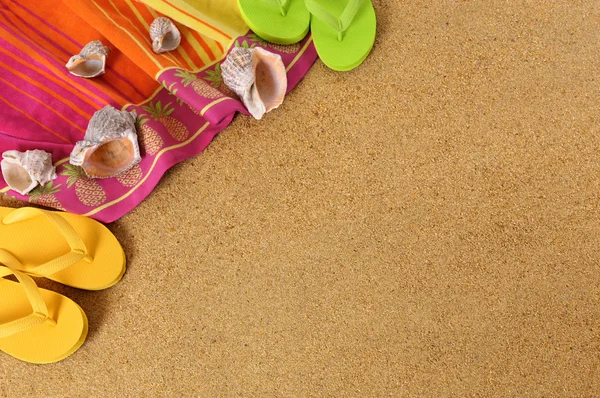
0;266;88;364
0;207;126;290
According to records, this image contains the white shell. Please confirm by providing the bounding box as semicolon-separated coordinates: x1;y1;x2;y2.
70;106;141;178
221;47;287;120
66;40;110;78
1;150;56;195
150;17;181;54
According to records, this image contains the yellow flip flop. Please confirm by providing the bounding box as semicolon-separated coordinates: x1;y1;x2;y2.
0;207;125;290
0;266;88;364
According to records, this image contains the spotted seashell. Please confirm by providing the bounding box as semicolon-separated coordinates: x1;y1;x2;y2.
149;17;181;54
221;47;287;120
66;40;110;78
1;150;56;195
70;105;141;178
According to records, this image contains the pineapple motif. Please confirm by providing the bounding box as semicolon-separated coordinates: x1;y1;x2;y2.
116;164;142;187
248;33;300;53
60;164;107;207
137;115;164;156
28;181;64;210
174;69;222;99
142;101;189;142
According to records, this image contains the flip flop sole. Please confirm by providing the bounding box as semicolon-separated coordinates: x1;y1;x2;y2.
0;278;88;364
237;0;310;45
310;0;376;71
0;207;126;290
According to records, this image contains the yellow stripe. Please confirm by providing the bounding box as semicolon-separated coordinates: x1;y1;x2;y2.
200;97;233;115
112;0;180;66
144;6;196;69
91;0;164;70
286;36;313;72
54;158;70;167
179;26;213;67
83;121;211;217
6;37;315;211
123;83;165;109
205;37;225;59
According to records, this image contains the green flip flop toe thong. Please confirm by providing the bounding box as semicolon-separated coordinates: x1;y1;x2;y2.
305;0;376;71
237;0;310;45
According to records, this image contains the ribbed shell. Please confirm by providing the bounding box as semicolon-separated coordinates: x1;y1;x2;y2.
221;47;287;120
79;40;110;58
1;150;56;195
221;47;255;95
66;40;110;78
70;106;141;178
149;17;181;53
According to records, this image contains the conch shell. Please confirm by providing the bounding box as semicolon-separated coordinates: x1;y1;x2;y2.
149;17;181;54
66;40;110;78
221;47;287;120
70;105;140;178
1;150;56;195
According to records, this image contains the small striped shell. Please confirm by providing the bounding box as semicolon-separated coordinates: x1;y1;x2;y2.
66;40;110;78
221;47;287;119
149;17;181;54
1;150;56;195
70;106;141;178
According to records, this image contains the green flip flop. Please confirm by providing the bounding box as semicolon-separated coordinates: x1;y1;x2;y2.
237;0;310;45
305;0;376;71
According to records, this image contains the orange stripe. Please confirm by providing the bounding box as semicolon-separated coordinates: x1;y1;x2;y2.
178;26;205;67
135;3;198;69
7;2;80;58
215;41;224;53
190;29;216;62
131;0;156;25
0;59;92;120
1;10;65;65
162;0;232;40
177;28;204;68
0;44;103;109
0;76;86;134
0;11;127;104
138;4;195;68
0;96;71;144
104;0;180;67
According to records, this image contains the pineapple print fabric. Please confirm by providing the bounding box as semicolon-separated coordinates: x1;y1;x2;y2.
0;0;318;222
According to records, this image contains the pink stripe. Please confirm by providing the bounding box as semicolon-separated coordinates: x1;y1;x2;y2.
0;79;82;143
4;1;138;103
1;68;90;128
9;0;148;100
10;0;150;100
0;11;121;107
0;36;100;113
8;0;82;48
0;96;73;145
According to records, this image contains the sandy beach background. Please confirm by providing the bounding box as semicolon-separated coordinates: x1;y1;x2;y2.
1;0;600;395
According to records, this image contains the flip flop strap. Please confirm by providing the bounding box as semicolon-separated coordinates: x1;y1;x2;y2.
305;0;363;40
261;0;290;16
0;266;55;339
1;207;92;278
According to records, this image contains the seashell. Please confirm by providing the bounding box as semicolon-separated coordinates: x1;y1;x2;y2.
149;17;181;54
221;47;287;120
66;40;110;78
70;105;141;178
1;150;56;195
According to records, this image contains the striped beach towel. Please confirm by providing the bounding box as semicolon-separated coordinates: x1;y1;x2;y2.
0;0;317;222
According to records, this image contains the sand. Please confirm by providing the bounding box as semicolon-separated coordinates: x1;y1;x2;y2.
1;0;600;396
